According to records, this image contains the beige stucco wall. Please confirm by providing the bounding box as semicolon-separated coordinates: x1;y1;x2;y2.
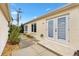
24;5;79;55
0;9;9;55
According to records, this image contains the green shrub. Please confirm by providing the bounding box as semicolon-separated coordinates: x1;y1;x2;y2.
8;25;21;45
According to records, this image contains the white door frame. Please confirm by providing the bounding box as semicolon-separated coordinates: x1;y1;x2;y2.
57;15;69;43
47;19;55;40
47;15;69;44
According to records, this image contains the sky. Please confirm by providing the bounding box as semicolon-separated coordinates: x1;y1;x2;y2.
10;3;66;25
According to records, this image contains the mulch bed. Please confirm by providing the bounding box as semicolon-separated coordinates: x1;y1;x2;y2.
2;43;20;56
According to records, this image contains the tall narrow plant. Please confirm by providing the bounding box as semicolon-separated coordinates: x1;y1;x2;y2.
8;25;21;45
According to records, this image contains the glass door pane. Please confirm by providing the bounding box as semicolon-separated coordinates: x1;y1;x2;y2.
58;17;66;40
48;20;53;37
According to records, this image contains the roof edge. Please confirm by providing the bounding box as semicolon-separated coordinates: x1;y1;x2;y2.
0;3;11;22
24;3;79;25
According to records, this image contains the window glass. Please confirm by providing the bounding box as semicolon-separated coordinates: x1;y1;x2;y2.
31;24;33;32
34;23;37;32
25;25;28;31
48;20;53;37
31;23;37;32
58;17;66;40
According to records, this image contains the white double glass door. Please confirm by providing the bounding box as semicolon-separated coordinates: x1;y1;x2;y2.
47;15;69;43
47;18;57;40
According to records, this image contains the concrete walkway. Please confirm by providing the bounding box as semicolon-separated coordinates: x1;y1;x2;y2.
19;34;35;48
19;39;34;48
12;43;57;56
12;34;57;56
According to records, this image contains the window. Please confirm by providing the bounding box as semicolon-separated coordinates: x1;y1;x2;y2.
58;17;66;40
25;25;28;32
34;23;37;32
48;20;53;37
31;23;37;32
31;24;33;32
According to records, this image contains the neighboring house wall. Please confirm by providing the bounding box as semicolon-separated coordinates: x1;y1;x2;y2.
24;4;79;55
0;4;11;55
0;9;9;55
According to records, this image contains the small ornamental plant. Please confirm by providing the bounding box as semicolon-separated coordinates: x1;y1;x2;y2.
8;25;21;45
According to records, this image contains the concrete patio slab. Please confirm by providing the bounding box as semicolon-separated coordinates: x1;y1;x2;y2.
12;44;57;56
39;49;57;56
19;39;34;48
31;44;48;54
12;45;39;56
